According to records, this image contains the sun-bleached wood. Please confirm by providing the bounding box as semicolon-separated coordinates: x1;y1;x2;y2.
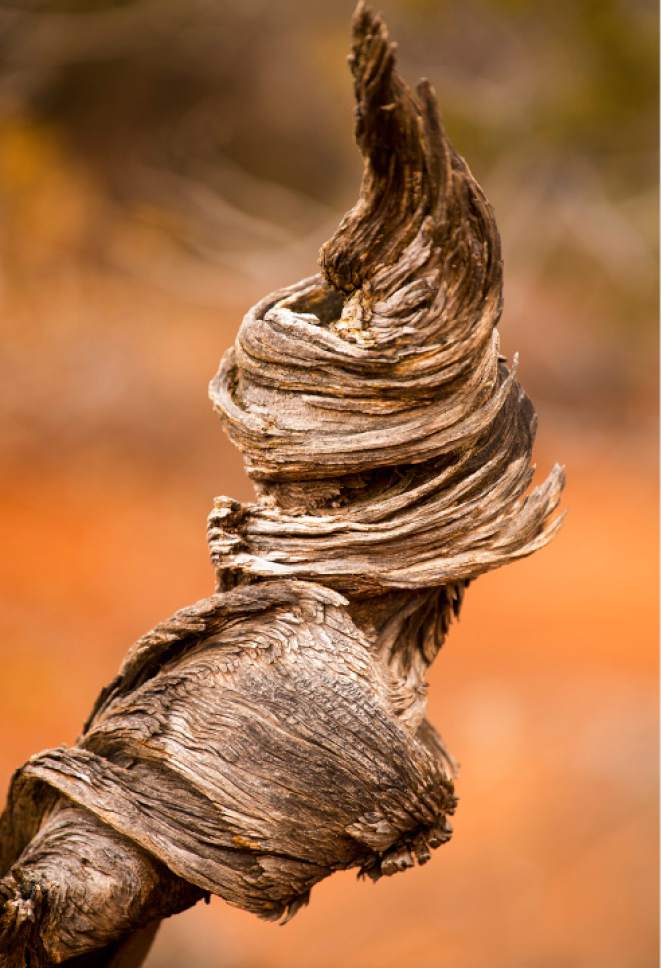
0;5;564;965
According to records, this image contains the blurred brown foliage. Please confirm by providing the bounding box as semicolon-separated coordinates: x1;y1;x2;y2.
0;1;657;966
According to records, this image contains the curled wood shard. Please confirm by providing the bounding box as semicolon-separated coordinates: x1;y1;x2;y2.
0;4;564;965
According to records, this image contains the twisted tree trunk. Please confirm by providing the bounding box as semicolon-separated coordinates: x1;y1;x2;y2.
0;4;564;966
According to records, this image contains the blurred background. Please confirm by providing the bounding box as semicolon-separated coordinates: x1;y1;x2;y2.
0;0;657;965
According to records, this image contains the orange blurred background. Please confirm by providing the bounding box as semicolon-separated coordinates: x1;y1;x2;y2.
0;1;657;965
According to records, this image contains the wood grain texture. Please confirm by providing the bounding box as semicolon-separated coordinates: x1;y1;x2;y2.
0;4;564;965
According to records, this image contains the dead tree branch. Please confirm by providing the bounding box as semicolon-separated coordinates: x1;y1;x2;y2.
0;4;564;965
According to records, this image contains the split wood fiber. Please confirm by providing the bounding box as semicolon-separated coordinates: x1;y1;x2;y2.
0;4;564;965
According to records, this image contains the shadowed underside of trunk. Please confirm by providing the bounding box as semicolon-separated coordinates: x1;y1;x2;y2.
0;4;563;965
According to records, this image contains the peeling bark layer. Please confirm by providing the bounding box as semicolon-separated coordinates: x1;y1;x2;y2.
0;4;563;966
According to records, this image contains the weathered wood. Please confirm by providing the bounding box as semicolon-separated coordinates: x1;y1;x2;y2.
0;4;564;965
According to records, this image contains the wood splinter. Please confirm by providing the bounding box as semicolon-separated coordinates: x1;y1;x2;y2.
0;4;564;966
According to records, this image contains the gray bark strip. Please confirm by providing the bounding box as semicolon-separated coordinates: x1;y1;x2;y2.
0;3;564;965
